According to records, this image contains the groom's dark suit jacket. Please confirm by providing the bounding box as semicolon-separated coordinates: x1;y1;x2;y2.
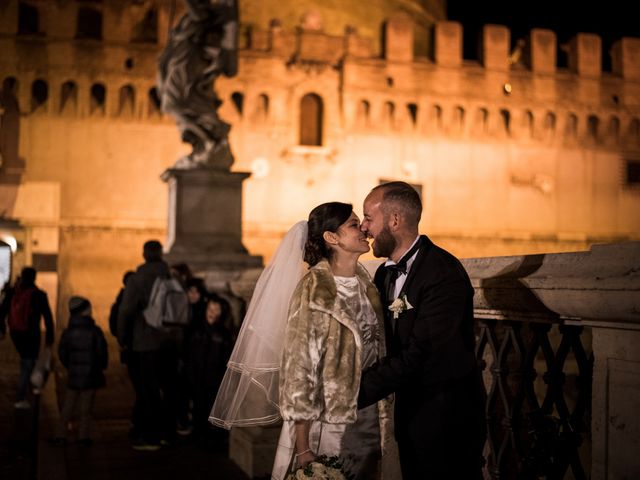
359;235;484;476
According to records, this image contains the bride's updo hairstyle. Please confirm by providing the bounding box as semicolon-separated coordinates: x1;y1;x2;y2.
304;202;353;266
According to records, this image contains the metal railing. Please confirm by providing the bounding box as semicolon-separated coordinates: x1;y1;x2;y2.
462;242;640;479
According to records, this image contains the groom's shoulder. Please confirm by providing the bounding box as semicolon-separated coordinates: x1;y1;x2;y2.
419;237;467;276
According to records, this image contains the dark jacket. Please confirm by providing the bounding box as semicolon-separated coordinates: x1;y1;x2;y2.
58;314;108;390
359;235;480;420
187;320;233;394
0;284;55;359
117;259;180;352
108;287;125;339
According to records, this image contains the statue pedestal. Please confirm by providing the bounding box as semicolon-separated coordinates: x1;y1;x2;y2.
229;425;280;478
162;168;262;271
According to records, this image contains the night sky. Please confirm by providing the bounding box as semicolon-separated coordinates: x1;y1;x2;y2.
446;0;640;70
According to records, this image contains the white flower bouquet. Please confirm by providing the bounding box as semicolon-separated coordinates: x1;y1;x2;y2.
285;455;353;480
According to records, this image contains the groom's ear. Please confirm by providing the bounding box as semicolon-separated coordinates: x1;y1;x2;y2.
322;231;339;246
388;211;401;231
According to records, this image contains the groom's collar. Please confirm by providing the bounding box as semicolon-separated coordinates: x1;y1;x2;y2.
384;235;421;268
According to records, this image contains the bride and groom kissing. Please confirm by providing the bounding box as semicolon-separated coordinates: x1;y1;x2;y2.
211;181;486;479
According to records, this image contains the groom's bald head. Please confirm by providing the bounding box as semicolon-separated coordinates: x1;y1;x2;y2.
370;181;422;229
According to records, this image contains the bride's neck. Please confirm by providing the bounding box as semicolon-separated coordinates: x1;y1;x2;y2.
329;254;358;277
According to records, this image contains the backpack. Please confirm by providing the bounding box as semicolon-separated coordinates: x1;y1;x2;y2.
9;287;34;332
143;277;190;330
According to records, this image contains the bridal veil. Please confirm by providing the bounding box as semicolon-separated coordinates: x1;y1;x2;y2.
209;221;308;428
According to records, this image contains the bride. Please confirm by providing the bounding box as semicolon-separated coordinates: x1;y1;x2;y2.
210;202;388;479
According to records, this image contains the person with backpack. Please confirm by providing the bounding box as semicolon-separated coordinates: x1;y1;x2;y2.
0;267;55;409
54;296;108;446
116;240;185;451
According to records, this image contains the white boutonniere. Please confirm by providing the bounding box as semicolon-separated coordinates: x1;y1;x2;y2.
388;294;413;319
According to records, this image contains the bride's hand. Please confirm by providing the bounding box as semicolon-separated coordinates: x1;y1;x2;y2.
295;449;316;468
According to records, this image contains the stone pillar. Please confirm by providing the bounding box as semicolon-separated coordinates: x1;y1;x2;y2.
569;33;601;78
591;325;640;479
611;37;640;80
268;19;286;54
482;24;510;71
434;21;462;67
161;168;262;272
529;28;556;74
384;13;413;63
229;426;281;478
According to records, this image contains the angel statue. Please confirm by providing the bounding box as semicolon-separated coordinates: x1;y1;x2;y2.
157;0;238;169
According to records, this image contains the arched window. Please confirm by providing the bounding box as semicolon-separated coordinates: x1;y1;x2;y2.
433;105;443;131
544;112;556;131
565;113;578;139
60;81;78;114
90;83;106;115
384;101;395;129
231;92;244;116
407;103;418;128
253;93;269;123
500;109;511;135
119;85;135;116
608;116;620;142
299;93;323;146
453;105;465;133
18;2;39;35
31;79;48;113
76;8;103;40
587;115;599;141
356;100;370;128
476;107;488;134
524;110;534;138
148;87;161;117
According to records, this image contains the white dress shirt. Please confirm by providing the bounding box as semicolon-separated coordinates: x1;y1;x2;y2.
384;235;421;300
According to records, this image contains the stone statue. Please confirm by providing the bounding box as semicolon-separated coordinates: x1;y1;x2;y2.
157;0;238;169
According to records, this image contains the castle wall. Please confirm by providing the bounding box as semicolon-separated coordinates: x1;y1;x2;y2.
1;0;639;328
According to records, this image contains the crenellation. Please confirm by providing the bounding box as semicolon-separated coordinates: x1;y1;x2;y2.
434;21;462;67
46;1;77;39
295;29;343;65
384;13;413;63
0;0;18;35
482;24;510;71
569;33;602;78
344;26;373;59
611;37;640;80
268;19;286;54
529;28;557;74
103;3;131;44
0;1;640;149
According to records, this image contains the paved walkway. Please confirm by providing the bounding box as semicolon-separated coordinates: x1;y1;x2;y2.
1;337;251;480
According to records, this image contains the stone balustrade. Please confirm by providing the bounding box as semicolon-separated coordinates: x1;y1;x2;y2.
461;242;640;479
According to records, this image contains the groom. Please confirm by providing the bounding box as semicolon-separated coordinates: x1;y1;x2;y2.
358;181;485;479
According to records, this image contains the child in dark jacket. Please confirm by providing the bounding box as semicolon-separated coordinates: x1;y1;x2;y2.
55;296;108;445
187;294;233;446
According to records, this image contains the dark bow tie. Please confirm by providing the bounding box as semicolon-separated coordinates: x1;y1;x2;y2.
384;238;422;301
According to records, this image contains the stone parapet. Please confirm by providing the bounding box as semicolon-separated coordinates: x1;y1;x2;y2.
462;242;640;479
462;242;640;323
